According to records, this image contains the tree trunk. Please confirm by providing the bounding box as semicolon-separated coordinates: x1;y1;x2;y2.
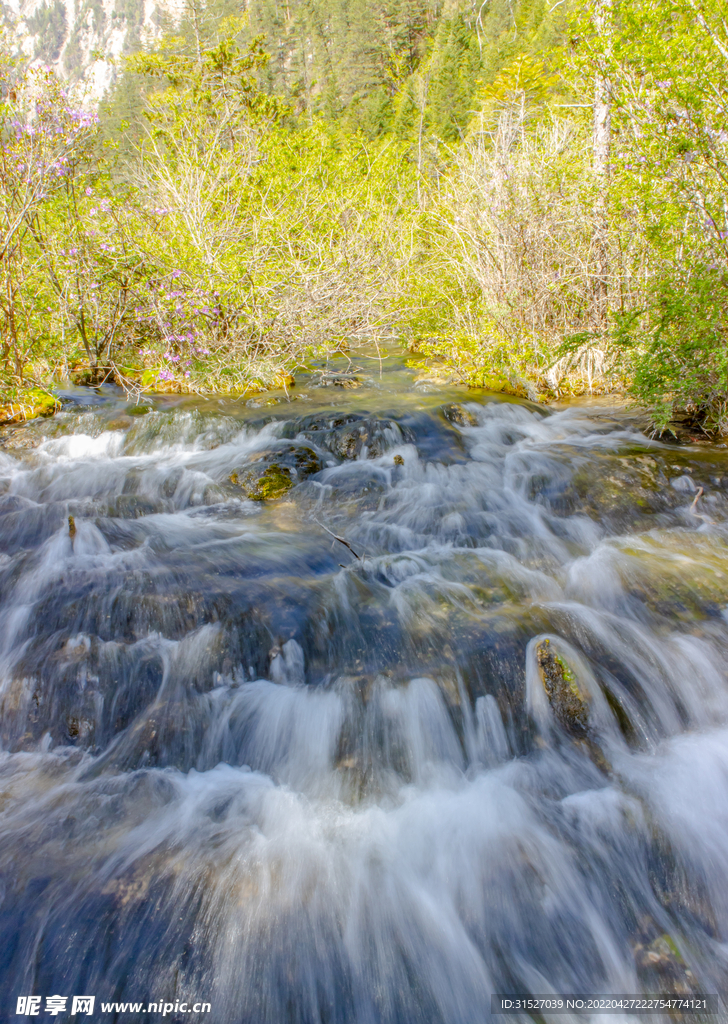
592;0;612;332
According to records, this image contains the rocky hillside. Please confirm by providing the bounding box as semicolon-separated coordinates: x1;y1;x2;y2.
6;0;180;100
4;0;564;131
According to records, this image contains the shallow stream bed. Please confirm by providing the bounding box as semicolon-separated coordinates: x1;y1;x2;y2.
1;357;728;1022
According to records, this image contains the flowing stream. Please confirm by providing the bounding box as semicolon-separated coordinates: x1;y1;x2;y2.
1;355;728;1023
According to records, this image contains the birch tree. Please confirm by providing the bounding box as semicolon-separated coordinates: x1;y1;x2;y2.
592;0;612;331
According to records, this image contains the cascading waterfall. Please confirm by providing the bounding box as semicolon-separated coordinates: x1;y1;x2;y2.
1;358;727;1023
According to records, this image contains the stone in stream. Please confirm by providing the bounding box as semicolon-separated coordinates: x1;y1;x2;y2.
534;637;612;773
0;425;46;450
105;495;167;518
536;637;590;738
230;443;323;500
105;415;134;431
441;403;479;428
631;918;699;996
293;412;410;461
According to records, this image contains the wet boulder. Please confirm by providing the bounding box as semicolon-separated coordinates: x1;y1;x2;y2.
295;413;409;461
535;637;590;738
441;403;479;428
230;443;323;501
548;450;694;529
533;636;615;774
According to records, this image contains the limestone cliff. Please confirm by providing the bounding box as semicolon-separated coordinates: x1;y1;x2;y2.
6;0;181;100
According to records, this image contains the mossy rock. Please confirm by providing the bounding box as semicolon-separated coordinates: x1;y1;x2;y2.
232;464;293;501
536;637;590;738
0;388;58;427
536;450;698;530
632;921;697;996
441;403;479;428
230;443;323;501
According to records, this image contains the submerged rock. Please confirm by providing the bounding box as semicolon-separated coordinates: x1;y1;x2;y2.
0;425;47;450
105;415;134;431
230;443;323;501
610;531;728;622
313;370;362;388
104;495;167;519
631;919;698;996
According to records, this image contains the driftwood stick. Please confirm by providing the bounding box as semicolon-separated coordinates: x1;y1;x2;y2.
314;518;362;560
689;486;715;524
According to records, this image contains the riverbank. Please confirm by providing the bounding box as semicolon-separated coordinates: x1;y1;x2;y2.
0;348;717;449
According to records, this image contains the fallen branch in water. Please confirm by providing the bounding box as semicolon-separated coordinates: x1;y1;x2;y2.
689;486;715;524
314;518;362;560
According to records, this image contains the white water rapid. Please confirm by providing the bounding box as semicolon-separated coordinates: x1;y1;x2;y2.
0;361;727;1023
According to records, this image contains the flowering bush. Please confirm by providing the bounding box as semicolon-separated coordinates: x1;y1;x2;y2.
0;56;99;379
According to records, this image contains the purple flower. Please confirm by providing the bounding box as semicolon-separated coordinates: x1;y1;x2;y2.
158;368;174;381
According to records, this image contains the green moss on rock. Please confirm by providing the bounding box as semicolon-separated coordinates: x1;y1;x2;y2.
234;463;293;501
536;637;590;738
230;443;323;501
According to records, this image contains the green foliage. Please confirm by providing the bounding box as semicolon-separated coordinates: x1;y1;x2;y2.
579;0;728;427
0;54;100;383
0;19;420;397
4;0;728;428
615;269;728;430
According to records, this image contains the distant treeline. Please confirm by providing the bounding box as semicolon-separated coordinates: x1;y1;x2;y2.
1;0;727;435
